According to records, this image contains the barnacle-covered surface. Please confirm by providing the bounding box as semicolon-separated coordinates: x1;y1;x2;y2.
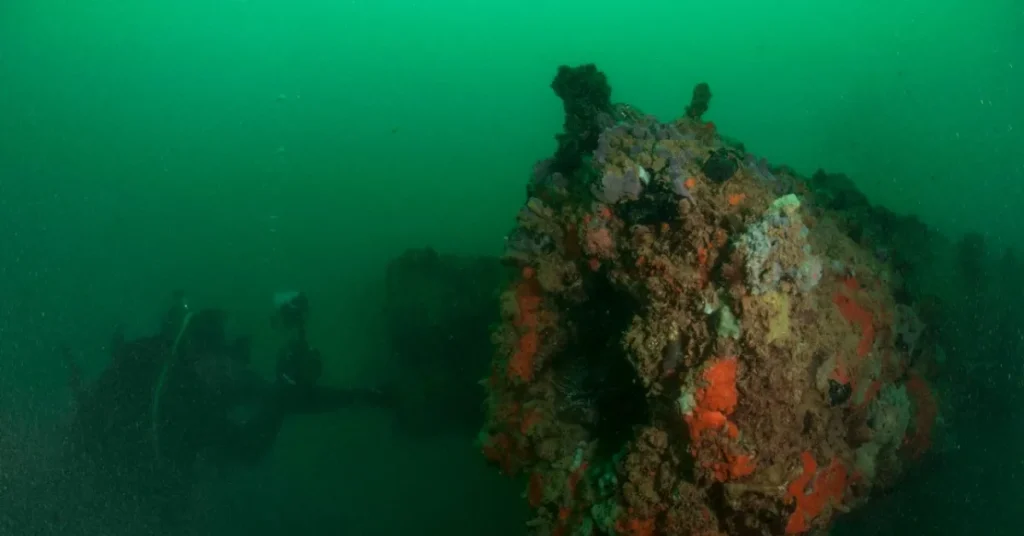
480;65;943;535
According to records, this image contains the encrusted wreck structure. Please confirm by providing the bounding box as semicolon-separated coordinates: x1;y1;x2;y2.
480;64;942;535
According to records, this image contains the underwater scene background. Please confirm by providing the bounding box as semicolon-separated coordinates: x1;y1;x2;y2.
1;1;1022;535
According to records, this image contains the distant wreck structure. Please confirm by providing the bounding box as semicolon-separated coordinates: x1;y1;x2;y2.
480;64;943;535
384;248;505;437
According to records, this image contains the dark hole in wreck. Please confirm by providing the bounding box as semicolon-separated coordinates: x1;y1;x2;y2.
552;273;650;461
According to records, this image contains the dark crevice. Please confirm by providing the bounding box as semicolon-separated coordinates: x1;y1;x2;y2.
553;275;650;461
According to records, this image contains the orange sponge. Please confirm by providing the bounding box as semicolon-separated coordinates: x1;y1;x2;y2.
700;357;738;412
784;452;847;533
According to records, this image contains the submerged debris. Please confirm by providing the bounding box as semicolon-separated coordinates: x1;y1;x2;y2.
483;63;942;536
